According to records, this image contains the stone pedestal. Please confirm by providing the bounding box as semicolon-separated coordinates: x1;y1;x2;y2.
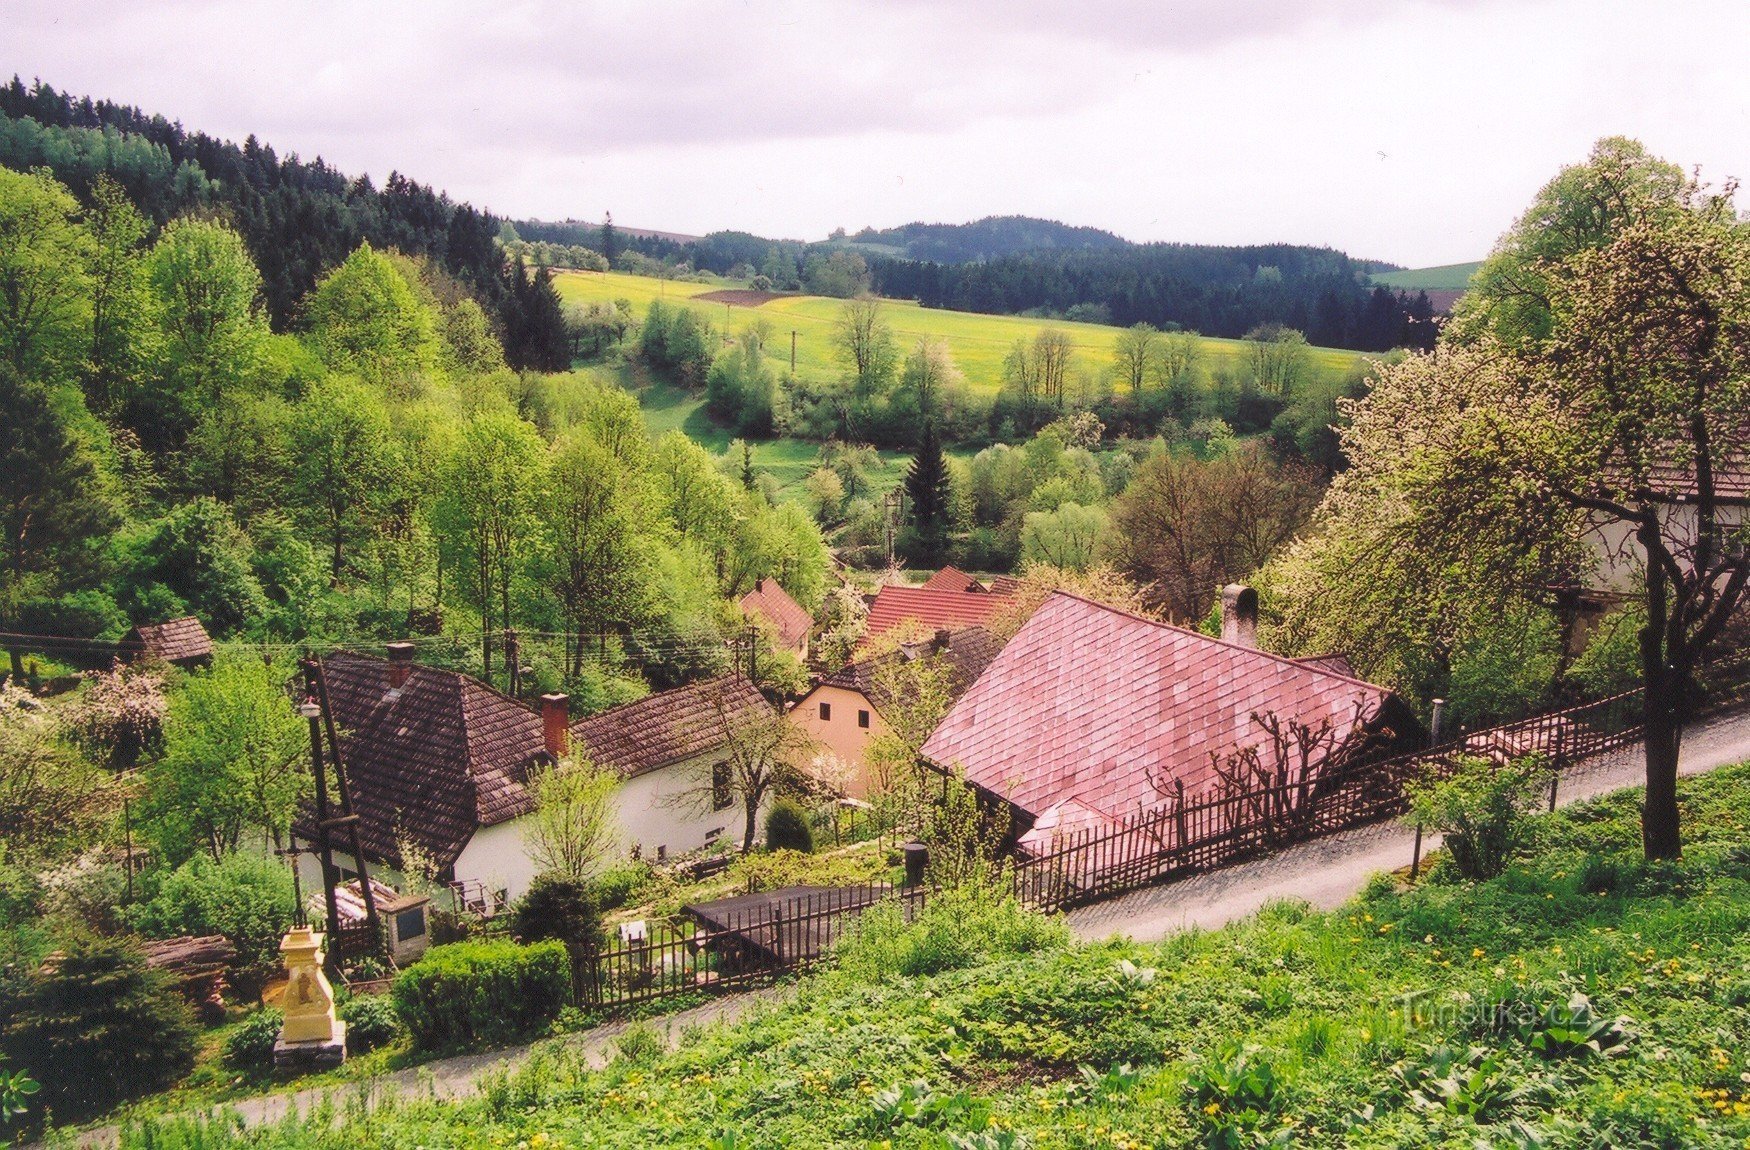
273;926;347;1069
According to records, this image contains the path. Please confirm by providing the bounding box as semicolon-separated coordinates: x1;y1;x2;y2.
1066;709;1750;943
56;990;780;1149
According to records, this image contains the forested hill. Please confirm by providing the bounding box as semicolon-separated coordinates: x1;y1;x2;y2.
840;215;1130;262
0;78;567;370
870;243;1431;351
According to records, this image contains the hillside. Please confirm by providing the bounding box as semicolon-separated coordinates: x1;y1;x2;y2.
839;215;1131;263
124;763;1750;1148
1371;261;1482;291
553;269;1373;399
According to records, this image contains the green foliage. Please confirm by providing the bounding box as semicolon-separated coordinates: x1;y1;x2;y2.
0;165;93;385
118;498;266;635
222;1007;282;1069
1567;605;1644;698
763;800;815;854
2;935;198;1122
302;242;441;390
511;874;604;955
1405;756;1547;881
126;851;295;997
0;1053;39;1128
1516;992;1631;1060
1444;606;1563;728
339;994;403;1054
1183;1041;1290;1147
831;886;1068;983
390;939;570;1050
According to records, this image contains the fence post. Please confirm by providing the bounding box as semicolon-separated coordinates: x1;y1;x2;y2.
1411;698;1447;882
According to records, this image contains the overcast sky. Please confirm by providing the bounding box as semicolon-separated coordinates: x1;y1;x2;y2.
6;1;1747;267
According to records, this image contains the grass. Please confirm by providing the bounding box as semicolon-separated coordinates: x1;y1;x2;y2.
1371;261;1483;291
116;762;1750;1148
554;270;1372;398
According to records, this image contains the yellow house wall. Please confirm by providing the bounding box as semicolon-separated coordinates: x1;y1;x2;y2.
790;684;889;798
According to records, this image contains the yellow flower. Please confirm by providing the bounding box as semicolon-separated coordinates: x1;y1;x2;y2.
1204;1102;1222;1116
1472;947;1486;958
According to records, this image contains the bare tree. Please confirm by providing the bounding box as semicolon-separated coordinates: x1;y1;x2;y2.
834;297;896;396
1034;328;1074;408
1112;323;1161;395
709;693;815;853
526;756;621;884
1196;702;1379;847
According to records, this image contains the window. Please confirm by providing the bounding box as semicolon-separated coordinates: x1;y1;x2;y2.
712;760;733;811
819;701;832;721
858;709;871;729
394;907;426;942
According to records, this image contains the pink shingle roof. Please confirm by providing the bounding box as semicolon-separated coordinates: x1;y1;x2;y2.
920;593;1405;834
863;584;1005;642
738;579;813;652
921;566;985;594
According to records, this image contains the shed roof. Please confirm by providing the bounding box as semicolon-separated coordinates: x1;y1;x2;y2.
125;617;213;665
573;676;769;780
738;578;814;651
863;584;1006;643
817;625;1003;717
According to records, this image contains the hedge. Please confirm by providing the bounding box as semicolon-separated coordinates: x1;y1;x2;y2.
390;939;568;1050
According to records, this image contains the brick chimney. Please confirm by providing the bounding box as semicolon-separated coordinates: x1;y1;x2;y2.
541;693;570;759
932;628;952;654
386;641;416;688
1221;584;1259;649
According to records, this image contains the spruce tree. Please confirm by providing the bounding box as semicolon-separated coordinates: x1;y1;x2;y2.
903;422;952;566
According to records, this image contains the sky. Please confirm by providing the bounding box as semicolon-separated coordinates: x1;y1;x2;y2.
6;0;1748;267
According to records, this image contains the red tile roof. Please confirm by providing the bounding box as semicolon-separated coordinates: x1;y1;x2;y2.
738;579;814;652
863;584;1006;642
573;676;769;781
988;575;1024;597
818;626;1004;717
124;617;213;665
920;593;1405;839
921;566;985;594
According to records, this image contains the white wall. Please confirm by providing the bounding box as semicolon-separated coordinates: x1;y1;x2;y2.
612;752;752;860
452;819;540;903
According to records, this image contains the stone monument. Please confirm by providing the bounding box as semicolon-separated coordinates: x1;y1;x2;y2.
273;925;346;1068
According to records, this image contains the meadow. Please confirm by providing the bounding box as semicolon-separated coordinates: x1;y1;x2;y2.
554;270;1372;397
1371;261;1482;291
121;763;1750;1149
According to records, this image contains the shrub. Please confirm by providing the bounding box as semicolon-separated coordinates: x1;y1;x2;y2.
511;874;603;954
764;800;814;854
1183;1041;1289;1147
2;936;199;1121
391;939;569;1050
223;1007;283;1068
127;852;294;1001
1405;755;1546;881
592;862;650;911
611;1021;665;1065
832;887;1068;983
339;994;402;1053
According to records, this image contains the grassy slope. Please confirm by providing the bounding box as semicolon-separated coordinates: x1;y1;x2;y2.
554;270;1371;398
130;764;1750;1148
1371;261;1483;291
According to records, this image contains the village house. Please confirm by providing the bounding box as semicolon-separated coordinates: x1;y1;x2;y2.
121;616;213;670
919;589;1420;854
862;580;1010;646
790;625;1003;797
293;644;769;910
738;577;814;657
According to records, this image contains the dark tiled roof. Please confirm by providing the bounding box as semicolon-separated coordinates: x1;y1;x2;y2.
1294;653;1357;679
863;584;1006;643
126;617;213;665
738;579;814;651
920;593;1404;835
573;676;768;780
820;626;1003;717
296;654;548;870
988;575;1024;596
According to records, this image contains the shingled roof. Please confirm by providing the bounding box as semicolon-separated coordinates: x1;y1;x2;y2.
920;593;1413;843
863;584;1007;643
821;626;1003;717
124;617;213;666
920;566;985;594
295;653;548;870
573;676;769;780
738;578;814;652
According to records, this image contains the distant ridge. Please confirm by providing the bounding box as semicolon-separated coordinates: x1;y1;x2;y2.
1370;261;1481;291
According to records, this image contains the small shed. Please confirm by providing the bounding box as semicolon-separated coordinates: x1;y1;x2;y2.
122;617;214;669
311;878;432;966
683;883;896;972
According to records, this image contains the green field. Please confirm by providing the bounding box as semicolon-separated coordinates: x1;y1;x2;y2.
555;270;1371;396
1371;261;1483;291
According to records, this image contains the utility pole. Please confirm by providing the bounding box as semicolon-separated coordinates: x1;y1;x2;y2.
303;658;381;962
884;488;902;573
504;629;520;697
790;330;797;375
300;690;341;946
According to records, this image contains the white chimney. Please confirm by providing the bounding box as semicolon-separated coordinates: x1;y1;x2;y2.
1221;585;1258;648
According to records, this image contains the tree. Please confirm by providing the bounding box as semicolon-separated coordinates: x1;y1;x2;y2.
711;691;812;853
543;433;651;675
292;378;399;581
803;466;846;525
435;414;545;684
834;297;897;396
67;662;168;772
0;166;91;386
120;498;266;636
1020;502;1108;571
525;756;620;884
1112;322;1160;395
819;440;880;503
0;368;120;677
302;241;442;391
144;218;268;433
82;174;153;412
141;654;306;862
1244;324;1310;395
0;681;112;862
599;211;620;264
1107;443;1320;623
903;422;953;566
899;336;961;417
1033;328;1074;408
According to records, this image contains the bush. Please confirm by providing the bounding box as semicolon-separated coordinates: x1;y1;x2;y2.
764;800;814;854
2;936;199;1121
127;852;294;1001
339;994;402;1053
223;1007;283;1068
1405;756;1547;881
591;861;650;911
391;940;569;1050
832;887;1068;983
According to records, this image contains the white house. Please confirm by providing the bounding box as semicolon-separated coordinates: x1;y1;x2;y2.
293;645;769;911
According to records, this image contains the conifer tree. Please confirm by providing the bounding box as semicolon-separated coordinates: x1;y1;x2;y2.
903;421;952;566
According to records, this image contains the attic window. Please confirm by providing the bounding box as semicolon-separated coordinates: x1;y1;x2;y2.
819;702;832;721
858;709;871;729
